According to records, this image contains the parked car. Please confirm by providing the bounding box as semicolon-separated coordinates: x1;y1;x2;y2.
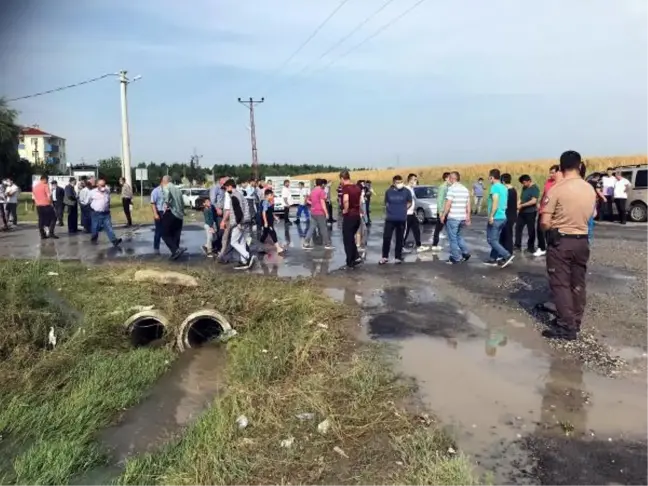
587;164;647;222
180;187;210;210
414;185;438;224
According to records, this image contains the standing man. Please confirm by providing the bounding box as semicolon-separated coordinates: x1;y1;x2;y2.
431;172;450;251
340;170;362;269
325;180;335;224
472;177;485;215
150;177;166;251
403;173;430;253
32;175;57;239
484;169;514;267
540;150;595;341
295;181;310;223
160;176;186;260
281;180;293;225
587;172;607;221
224;179;256;270
534;165;561;257
364;180;375;226
120;177;133;227
613;172;631;225
600;167;616;221
51;180;65;226
211;176;227;254
514;175;539;253
0;180;7;230
4;178;19;226
380;175;412;265
499;173;517;255
89;179;122;247
303;178;334;250
64;178;78;233
78;178;93;233
441;171;471;265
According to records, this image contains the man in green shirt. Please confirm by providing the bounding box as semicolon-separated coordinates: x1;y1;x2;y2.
514;174;540;252
431;172;450;250
160;176;187;260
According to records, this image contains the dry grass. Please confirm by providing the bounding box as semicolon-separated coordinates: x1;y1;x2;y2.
298;155;647;183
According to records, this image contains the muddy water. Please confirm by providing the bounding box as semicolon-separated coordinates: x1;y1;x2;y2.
325;281;648;484
100;344;226;464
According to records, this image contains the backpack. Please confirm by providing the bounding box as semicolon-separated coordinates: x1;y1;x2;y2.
231;189;251;224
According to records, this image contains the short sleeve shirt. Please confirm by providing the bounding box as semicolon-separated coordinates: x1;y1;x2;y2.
613;178;631;199
541;178;596;234
487;182;508;220
520;184;540;213
341;184;362;218
281;187;291;204
310;187;326;216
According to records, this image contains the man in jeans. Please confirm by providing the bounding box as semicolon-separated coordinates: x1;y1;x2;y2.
441;171;471;264
514;174;539;252
431;172;450;251
303;178;334;250
484;169;514;268
89;179;122;247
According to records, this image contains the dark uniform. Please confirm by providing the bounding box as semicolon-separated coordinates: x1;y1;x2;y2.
541;177;596;338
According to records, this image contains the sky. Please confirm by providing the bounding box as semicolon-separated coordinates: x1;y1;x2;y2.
2;0;647;168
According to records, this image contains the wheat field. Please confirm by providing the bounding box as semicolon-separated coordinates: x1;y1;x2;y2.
298;155;647;184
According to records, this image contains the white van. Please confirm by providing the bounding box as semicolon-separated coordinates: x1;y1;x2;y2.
264;177;311;213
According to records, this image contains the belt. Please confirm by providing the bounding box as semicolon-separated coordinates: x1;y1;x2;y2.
559;233;588;239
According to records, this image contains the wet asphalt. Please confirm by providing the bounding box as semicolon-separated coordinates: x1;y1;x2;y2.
1;216;647;485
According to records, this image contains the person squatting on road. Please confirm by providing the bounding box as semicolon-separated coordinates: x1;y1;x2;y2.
499;173;517;255
441;171;471;264
430;172;450;251
160;176;186;260
403;173;430;253
380;175;412;265
484;169;514;268
340;170;363;269
303;178;334;250
89;179;122;248
514;174;539;253
540;150;595;341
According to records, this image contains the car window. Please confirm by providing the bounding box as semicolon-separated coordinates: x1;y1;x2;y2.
621;171;633;183
414;187;437;199
634;169;647;189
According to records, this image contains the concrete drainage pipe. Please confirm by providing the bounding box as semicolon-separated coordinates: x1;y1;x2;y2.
124;310;170;347
177;310;232;350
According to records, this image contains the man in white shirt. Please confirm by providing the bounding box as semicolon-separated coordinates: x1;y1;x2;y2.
4;179;19;225
613;172;632;225
441;171;472;265
403;173;430;253
295;181;310;224
600;167;616;221
281;179;292;225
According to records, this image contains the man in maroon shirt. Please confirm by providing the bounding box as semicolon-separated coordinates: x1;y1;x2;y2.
340;170;362;268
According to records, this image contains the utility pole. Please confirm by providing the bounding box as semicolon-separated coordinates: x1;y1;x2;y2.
118;70;141;189
188;147;203;185
238;97;264;180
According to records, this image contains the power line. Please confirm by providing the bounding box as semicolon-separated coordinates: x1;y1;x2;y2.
309;0;428;78
261;0;351;92
6;73;116;102
266;0;399;97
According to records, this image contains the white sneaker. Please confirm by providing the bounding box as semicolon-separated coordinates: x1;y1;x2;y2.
418;245;431;252
431;245;442;252
533;249;546;257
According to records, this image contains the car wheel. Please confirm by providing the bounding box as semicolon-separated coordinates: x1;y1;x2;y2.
629;202;647;223
416;208;427;224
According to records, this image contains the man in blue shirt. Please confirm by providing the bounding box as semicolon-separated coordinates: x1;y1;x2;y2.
380;175;412;264
485;169;514;268
150;177;167;251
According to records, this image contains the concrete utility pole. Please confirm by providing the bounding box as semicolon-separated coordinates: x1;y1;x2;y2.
118;70;141;189
238;97;264;180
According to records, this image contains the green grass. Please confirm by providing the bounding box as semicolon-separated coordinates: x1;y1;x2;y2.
0;260;480;485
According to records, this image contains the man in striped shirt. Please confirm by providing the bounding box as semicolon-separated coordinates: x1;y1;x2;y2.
440;171;471;264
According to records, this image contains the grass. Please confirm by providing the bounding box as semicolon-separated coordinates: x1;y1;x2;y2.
0;260;480;485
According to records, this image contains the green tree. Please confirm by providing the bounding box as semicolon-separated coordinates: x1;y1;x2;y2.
97;156;122;187
0;97;33;190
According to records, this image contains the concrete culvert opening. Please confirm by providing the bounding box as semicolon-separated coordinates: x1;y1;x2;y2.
178;310;232;350
124;311;169;347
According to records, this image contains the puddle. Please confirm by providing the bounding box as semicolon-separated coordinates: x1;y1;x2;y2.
326;278;648;484
99;344;226;464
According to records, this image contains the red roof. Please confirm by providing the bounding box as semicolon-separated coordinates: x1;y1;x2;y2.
20;127;52;136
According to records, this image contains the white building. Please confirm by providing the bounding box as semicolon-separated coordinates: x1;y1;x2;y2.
18;125;67;172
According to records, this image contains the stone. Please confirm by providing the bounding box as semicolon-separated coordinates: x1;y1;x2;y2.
133;269;198;287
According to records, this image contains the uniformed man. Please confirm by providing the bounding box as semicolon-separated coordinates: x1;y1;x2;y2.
539;150;596;340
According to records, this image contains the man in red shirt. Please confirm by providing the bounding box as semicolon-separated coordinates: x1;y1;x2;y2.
534;165;562;256
340;170;362;268
32;175;58;239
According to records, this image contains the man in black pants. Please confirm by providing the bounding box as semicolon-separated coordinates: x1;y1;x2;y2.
51;180;65;226
380;175;412;264
515;174;539;252
499;173;517;254
120;177;133;227
431;172;450;250
340;170;362;268
364;180;374;226
64;178;78;233
403;173;430;253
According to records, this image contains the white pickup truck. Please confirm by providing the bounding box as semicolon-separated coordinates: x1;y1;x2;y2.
264;176;311;213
